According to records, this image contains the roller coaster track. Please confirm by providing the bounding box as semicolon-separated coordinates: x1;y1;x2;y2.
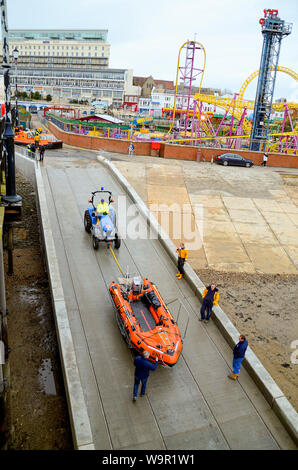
191;94;253;134
169;40;206;135
169;39;297;139
191;66;298;136
191;94;298;135
238;66;298;101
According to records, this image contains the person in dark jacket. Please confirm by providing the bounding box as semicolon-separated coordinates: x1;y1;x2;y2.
133;351;158;401
199;282;219;323
262;152;268;167
39;145;45;162
30;143;36;154
228;335;248;380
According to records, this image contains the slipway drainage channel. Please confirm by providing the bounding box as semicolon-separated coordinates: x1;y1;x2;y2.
97;155;298;447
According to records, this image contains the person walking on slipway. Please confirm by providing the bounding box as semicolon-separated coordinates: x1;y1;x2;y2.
132;351;158;402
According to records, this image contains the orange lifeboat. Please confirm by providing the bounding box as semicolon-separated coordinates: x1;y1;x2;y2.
110;277;183;367
14;129;63;149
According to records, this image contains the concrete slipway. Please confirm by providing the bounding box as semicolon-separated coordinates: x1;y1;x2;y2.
16;148;297;450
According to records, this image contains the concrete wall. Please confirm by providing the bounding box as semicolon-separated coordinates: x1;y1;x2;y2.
15;151;36;184
160;144;298;168
48;121;152;155
48;121;298;169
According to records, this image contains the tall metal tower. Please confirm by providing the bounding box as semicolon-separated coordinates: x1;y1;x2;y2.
178;42;204;136
170;41;206;137
249;9;292;151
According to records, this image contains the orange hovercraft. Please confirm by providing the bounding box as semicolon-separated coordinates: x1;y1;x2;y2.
14;128;63;149
109;276;183;367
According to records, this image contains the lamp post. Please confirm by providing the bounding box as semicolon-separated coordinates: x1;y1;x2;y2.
12;47;19;127
0;0;22;204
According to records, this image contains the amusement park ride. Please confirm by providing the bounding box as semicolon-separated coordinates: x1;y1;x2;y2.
40;9;297;154
166;9;297;154
250;9;293;151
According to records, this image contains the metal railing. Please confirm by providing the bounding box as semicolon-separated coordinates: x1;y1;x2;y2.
166;298;190;341
45;113;132;140
43;112;298;153
15;145;37;160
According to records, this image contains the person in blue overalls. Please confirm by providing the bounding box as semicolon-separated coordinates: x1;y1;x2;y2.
228;335;248;380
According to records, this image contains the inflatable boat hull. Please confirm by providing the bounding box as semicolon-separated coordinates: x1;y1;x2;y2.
110;278;183;367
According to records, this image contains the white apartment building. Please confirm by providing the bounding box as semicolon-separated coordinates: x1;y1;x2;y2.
5;29;110;69
0;30;134;106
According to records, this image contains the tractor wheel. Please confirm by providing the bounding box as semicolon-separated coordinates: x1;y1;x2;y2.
114;234;121;249
92;236;99;250
84;210;92;233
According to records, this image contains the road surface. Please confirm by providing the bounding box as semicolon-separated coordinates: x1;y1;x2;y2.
40;148;296;450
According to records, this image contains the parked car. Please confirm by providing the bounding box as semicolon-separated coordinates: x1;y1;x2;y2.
29;105;37;114
215;153;254;167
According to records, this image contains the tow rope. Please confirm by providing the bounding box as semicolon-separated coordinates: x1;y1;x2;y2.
109;244;124;276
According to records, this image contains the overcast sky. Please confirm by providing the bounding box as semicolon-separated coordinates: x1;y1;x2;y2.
5;0;298;100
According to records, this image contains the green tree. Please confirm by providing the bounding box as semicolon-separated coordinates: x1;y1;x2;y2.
33;91;41;100
46;94;52;102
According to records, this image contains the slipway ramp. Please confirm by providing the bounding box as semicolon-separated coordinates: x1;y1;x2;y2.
16;148;297;450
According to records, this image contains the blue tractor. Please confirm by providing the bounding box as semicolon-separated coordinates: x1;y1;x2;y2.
84;188;121;250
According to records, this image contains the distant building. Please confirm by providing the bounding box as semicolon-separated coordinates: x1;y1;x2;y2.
177;84;221;96
138;97;152;115
3;29;110;69
121;94;140;112
275;97;287;103
138;87;214;117
1;29;134;106
270;99;287;120
133;76;175;98
133;76;155;97
9;66;133;107
79;114;124;125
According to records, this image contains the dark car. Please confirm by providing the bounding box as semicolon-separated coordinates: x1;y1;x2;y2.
215;153;254;167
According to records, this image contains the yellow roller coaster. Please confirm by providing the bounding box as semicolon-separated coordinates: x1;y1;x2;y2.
238;66;298;101
192;66;298;136
166;40;297;151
